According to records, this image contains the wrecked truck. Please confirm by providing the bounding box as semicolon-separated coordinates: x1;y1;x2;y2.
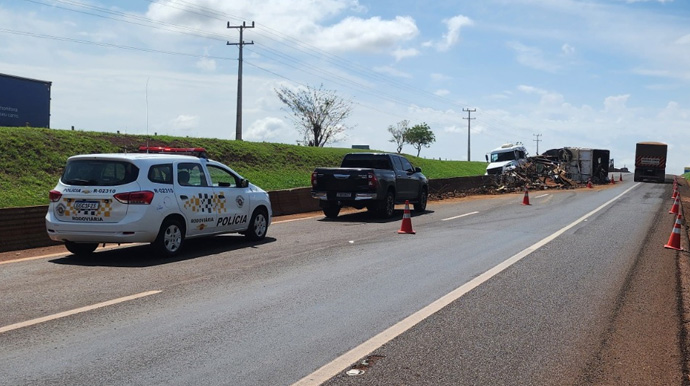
485;143;528;175
541;147;610;184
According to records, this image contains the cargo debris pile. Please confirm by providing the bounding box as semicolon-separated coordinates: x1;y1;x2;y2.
490;147;611;192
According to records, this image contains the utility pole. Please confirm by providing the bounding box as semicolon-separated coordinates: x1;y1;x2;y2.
227;21;254;141
463;108;476;161
533;133;542;155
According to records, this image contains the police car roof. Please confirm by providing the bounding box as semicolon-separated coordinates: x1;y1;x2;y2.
67;153;211;162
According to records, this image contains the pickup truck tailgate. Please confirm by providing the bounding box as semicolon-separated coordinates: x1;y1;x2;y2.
315;170;370;189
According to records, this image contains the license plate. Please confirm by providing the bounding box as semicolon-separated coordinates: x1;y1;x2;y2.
336;192;351;198
74;200;100;210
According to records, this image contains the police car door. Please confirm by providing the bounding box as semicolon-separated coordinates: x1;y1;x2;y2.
206;164;248;232
175;162;216;237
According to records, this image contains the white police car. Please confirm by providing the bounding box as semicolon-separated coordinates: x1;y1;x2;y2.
45;147;272;257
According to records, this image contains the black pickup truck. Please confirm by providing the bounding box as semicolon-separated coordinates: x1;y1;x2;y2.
311;153;429;218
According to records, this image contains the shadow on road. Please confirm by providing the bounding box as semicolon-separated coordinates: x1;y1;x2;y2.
49;236;276;268
316;208;434;224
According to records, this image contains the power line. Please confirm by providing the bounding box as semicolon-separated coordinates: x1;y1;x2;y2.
15;0;516;139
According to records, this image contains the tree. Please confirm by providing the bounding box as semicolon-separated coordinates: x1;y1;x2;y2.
388;120;409;154
275;84;353;147
405;122;436;157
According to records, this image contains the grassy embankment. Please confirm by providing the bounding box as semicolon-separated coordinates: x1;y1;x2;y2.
0;126;487;208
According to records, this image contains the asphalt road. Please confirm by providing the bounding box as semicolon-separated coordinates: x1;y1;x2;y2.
0;178;683;385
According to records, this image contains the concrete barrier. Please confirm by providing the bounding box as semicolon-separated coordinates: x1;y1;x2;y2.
0;176;491;253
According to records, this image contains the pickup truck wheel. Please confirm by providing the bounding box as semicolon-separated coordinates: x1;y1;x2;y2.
323;205;341;218
378;191;396;218
414;189;428;212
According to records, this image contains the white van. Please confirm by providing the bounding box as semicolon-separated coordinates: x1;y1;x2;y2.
45;147;272;257
485;143;528;175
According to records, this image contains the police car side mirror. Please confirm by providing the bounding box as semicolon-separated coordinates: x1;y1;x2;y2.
414;167;422;173
240;179;249;188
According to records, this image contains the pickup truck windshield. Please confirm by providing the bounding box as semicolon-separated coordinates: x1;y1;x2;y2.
341;156;393;169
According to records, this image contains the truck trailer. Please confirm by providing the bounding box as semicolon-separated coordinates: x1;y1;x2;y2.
0;73;52;128
634;142;667;183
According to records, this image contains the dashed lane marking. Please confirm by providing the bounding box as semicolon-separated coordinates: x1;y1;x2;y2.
441;211;479;221
292;183;640;386
0;290;162;334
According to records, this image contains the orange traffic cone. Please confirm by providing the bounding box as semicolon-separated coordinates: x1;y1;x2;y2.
610;175;615;184
398;200;415;234
619;173;622;182
664;213;684;251
587;179;593;189
669;194;680;214
672;187;679;200
522;186;531;205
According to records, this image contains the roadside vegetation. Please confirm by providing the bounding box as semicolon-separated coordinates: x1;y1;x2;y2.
0;126;487;208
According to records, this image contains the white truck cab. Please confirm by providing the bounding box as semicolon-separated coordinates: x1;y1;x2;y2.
485;143;528;175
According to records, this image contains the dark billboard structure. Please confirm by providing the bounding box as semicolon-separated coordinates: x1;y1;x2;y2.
0;73;52;128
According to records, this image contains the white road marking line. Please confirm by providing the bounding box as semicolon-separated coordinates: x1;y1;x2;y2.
293;183;640;386
534;194;549;199
0;290;162;334
0;244;145;265
441;211;479;221
0;253;68;265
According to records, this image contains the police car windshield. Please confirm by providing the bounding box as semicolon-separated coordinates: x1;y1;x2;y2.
62;160;139;186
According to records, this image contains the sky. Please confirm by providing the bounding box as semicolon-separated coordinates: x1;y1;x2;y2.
1;0;689;173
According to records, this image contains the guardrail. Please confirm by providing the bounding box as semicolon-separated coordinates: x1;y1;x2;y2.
0;176;493;253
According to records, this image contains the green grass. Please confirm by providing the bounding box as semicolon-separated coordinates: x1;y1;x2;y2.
0;126;487;208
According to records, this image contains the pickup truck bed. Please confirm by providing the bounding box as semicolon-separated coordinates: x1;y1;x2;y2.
311;153;428;218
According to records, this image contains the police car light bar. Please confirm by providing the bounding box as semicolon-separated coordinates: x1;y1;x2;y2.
139;146;208;158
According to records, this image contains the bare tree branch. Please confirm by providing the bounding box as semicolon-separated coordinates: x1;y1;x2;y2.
275;84;353;147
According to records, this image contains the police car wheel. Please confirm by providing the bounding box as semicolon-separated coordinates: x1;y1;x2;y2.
154;218;184;256
245;208;268;241
65;241;98;256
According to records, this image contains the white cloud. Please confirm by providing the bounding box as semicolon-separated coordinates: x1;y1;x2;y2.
508;42;560;72
561;43;575;56
314;16;419;53
196;56;216;72
434;89;450;96
392;47;420;61
603;94;630;112
675;34;690;45
168;114;199;133
517;85;547;95
244;117;291;142
434;15;474;52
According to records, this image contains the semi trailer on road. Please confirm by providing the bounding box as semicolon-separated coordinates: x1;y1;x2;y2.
634;142;667;183
0;73;52;128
